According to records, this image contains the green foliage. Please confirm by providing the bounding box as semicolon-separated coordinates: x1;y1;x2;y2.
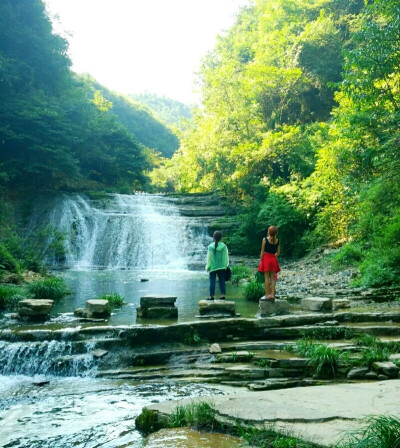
310;327;355;340
0;0;151;192
230;265;252;285
27;276;70;301
244;280;265;301
0;285;26;311
0;243;20;273
135;408;161;434
99;293;124;308
129;92;192;128
337;415;400;448
183;330;202;345
331;244;363;270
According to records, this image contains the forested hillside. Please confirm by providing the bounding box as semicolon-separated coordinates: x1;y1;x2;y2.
151;0;400;287
88;81;180;158
0;0;178;192
129;92;192;127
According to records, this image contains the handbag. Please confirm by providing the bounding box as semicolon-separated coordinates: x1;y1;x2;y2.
225;266;232;281
255;270;264;283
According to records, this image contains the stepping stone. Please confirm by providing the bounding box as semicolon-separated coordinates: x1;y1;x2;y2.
86;299;111;318
137;295;178;319
259;298;290;316
209;343;222;354
198;300;236;317
18;299;54;319
347;367;369;380
301;297;332;312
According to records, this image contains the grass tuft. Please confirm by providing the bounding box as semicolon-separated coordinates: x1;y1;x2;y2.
230;265;252;285
27;277;70;301
244;280;265;301
99;292;124;307
337;415;400;448
168;401;221;432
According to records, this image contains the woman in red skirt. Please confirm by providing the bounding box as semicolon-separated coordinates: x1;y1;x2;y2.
258;225;280;301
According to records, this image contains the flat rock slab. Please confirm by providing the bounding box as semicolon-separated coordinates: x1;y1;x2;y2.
18;299;54;317
259;299;290;316
301;297;332;312
332;299;351;310
198;300;235;316
146;380;400;447
140;295;177;307
137;306;178;319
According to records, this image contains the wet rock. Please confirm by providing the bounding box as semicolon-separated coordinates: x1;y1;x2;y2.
198;300;235;317
86;300;111;318
365;371;379;380
301;297;332;312
333;299;351;310
209;343;222;354
389;354;400;362
140;278;149;282
378;374;389;381
91;349;108;359
215;351;254;363
315;320;339;326
347;367;369;380
140;295;177;307
372;361;399;378
225;365;266;380
32;379;50;386
259;298;290;316
137;295;178;319
18;299;54;319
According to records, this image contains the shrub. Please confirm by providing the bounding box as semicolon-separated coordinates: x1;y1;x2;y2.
0;285;26;310
337;415;400;448
331;243;363;270
99;292;124;307
244;280;265;301
0;243;20;273
27;277;70;301
358;347;390;369
230;265;252;285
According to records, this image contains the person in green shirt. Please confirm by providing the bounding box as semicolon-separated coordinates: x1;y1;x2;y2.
205;231;229;300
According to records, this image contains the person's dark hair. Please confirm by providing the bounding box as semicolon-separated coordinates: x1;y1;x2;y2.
268;226;278;244
213;230;222;253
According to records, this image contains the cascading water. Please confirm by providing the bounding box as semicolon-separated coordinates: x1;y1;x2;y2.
46;193;210;270
0;339;98;377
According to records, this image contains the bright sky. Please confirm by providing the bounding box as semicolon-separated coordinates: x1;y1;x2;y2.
45;0;249;105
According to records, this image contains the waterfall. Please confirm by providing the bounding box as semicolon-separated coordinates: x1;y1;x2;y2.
0;340;98;377
46;193;210;270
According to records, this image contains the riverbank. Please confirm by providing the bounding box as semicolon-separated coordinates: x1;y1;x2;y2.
138;380;400;447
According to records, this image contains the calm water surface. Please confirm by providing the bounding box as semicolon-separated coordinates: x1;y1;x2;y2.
51;269;259;326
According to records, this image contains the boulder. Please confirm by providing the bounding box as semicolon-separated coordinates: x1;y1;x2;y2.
259;298;290;316
347;367;369;380
18;299;54;319
86;299;111;318
225;365;266;380
209;343;222;354
372;361;399;378
198;300;236;317
301;297;332;312
332;299;351;310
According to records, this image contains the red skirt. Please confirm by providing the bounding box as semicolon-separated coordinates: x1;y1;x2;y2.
258;253;280;273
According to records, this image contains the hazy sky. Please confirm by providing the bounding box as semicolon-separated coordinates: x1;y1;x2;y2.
45;0;249;104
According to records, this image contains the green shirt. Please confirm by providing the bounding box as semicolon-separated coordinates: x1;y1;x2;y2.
206;242;229;272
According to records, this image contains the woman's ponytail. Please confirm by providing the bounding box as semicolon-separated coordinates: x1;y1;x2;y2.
213;231;222;253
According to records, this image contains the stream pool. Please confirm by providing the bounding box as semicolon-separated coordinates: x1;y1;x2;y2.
0;376;244;448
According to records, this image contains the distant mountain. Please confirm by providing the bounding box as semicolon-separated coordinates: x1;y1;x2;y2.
129;93;192;127
86;77;180;158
